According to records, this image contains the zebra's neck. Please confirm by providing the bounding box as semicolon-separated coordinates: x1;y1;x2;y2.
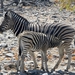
11;11;29;36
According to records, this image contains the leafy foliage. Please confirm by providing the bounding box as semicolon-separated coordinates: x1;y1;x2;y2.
55;0;75;11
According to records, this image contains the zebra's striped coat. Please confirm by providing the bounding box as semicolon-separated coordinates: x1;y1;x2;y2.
0;10;75;72
18;31;49;72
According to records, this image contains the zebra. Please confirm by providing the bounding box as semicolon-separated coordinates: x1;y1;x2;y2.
0;10;75;72
17;31;61;72
18;31;49;72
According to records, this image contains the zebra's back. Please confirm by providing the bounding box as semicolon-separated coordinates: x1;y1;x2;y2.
18;31;49;56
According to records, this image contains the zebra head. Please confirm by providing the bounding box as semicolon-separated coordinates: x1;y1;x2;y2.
0;10;14;33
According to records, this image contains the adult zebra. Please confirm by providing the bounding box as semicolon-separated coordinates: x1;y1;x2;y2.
0;10;75;72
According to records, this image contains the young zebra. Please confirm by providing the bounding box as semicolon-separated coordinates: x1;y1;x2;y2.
0;10;75;72
18;31;49;72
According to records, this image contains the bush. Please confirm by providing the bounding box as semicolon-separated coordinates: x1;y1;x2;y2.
55;0;75;11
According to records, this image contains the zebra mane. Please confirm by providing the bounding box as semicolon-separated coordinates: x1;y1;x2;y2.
5;10;30;24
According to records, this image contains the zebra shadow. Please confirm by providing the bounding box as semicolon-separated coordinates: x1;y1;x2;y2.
9;70;45;75
8;71;29;75
9;70;75;75
56;70;75;75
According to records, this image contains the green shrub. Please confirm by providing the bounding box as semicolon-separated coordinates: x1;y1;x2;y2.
57;0;75;11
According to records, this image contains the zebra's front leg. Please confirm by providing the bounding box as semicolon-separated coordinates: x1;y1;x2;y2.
51;46;64;73
41;51;45;71
30;51;38;69
44;51;49;72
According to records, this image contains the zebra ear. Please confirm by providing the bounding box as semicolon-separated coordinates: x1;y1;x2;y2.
5;10;12;19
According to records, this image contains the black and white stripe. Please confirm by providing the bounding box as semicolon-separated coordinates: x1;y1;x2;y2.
0;10;29;36
18;31;49;72
0;10;75;72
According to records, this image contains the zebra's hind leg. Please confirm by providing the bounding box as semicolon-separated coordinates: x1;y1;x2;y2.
20;55;28;74
65;47;72;71
16;56;21;72
20;55;25;72
41;51;49;72
51;46;64;73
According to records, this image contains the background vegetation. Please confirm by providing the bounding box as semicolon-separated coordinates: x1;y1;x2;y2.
56;0;75;11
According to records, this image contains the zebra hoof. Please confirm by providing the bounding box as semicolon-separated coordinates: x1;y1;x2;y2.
64;70;69;74
65;67;69;71
51;69;55;73
41;67;44;70
46;70;49;73
20;71;28;75
41;68;45;71
64;69;68;72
